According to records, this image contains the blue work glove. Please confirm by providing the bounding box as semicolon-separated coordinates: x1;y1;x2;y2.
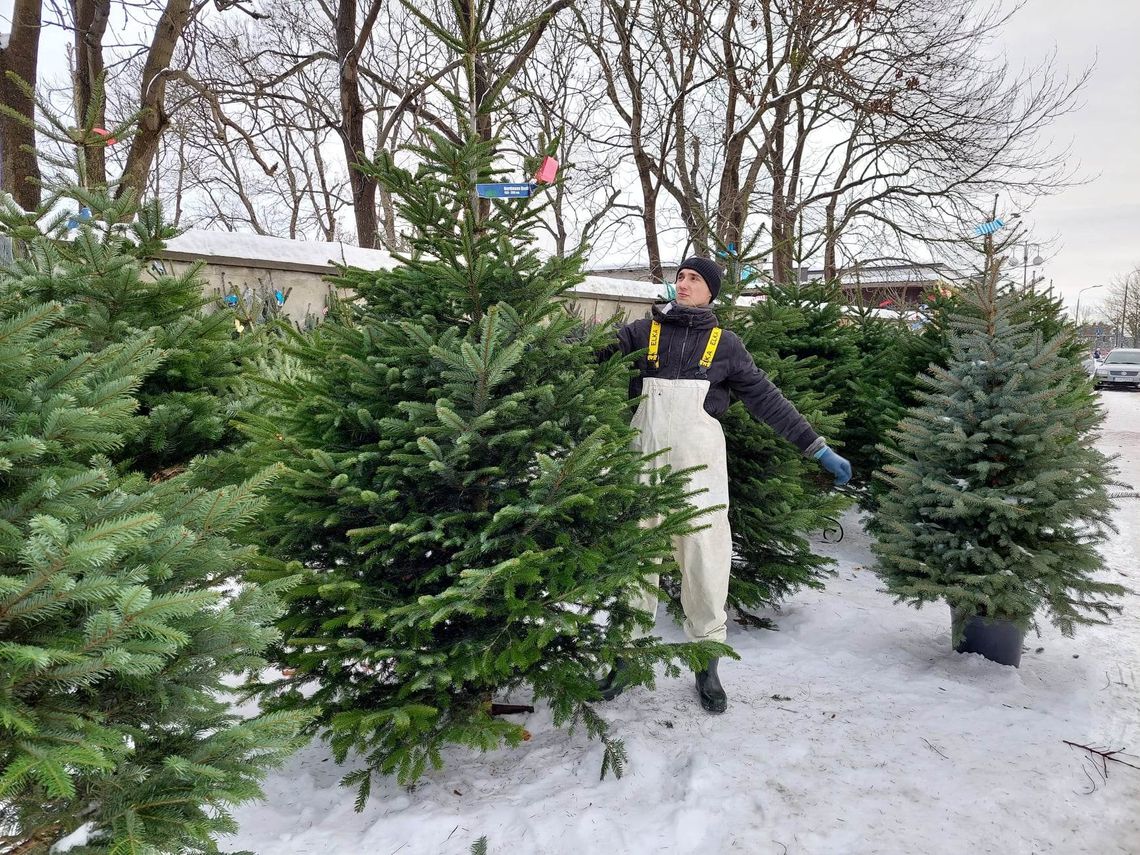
814;446;852;486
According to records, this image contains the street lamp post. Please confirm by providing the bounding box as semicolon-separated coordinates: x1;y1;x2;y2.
1076;284;1103;352
1122;280;1130;348
1016;242;1044;290
1074;284;1103;334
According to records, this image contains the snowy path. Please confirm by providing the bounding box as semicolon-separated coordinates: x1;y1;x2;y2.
229;392;1140;855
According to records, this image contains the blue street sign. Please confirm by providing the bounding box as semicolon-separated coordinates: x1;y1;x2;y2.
1095;326;1102;336
476;183;535;199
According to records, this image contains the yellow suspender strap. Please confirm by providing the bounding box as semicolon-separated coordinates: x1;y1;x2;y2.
648;320;662;367
700;327;722;370
647;321;721;370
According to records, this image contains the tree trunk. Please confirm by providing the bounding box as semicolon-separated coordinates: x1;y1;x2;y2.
716;131;746;251
635;152;664;283
0;0;44;210
675;146;709;256
379;183;398;249
71;0;111;188
117;0;192;203
770;165;793;284
823;201;838;283
336;0;379;248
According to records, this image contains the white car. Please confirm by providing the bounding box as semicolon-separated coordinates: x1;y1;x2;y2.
1093;348;1140;390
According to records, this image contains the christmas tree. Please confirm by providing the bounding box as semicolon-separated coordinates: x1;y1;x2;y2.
245;133;725;797
0;284;308;852
717;282;852;614
0;188;258;481
872;230;1130;649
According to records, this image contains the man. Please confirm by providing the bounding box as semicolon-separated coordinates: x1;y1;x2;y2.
598;257;851;713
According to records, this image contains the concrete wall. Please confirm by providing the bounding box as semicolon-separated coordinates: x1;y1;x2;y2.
159;256;338;326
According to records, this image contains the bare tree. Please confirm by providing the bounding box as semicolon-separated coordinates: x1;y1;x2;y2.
3;0;273;205
803;0;1086;284
577;0;878;281
137;0;386;243
116;0;206;200
504;16;640;258
12;0;1082;286
574;0;1086;295
185;0;565;246
574;0;715;281
1101;269;1140;348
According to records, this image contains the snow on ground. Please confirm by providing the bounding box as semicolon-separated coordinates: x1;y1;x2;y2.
228;392;1140;855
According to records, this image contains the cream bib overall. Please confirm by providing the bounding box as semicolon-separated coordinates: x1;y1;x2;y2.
629;325;732;643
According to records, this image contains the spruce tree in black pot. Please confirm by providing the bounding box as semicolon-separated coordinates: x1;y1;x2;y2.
872;223;1131;666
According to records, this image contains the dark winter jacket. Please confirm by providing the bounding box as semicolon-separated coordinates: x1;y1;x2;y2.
602;302;825;456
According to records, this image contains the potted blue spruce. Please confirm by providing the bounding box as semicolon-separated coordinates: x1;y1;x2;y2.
871;223;1131;666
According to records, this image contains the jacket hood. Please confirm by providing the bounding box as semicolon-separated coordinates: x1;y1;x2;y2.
652;301;718;330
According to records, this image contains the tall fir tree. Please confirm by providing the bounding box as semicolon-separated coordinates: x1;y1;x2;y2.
0;188;258;481
716;283;852;614
871;231;1130;643
244;133;726;797
0;283;308;853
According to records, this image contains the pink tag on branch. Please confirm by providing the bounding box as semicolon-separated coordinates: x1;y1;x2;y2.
535;156;559;184
93;128;118;145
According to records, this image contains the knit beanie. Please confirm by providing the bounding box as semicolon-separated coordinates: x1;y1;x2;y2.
676;257;723;300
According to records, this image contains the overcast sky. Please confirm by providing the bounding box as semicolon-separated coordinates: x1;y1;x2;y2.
999;0;1140;316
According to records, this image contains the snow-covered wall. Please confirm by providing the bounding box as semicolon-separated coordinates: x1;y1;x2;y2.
163;230;396;273
159;230;664;324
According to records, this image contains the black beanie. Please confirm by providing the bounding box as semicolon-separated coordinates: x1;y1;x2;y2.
676;257;723;300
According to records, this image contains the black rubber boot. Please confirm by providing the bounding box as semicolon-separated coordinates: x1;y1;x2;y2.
596;657;634;701
695;657;727;714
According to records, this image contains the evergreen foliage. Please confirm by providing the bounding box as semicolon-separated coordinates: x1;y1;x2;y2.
0;191;258;479
846;289;969;513
0;286;308;853
835;313;910;490
872;237;1130;640
245;133;726;797
718;282;851;614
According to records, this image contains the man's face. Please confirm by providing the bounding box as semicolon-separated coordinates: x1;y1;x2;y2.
675;268;712;306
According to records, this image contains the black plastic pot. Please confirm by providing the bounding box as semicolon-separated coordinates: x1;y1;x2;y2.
951;609;1026;667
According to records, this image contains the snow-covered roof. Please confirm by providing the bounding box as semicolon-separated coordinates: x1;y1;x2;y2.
162;229;395;272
